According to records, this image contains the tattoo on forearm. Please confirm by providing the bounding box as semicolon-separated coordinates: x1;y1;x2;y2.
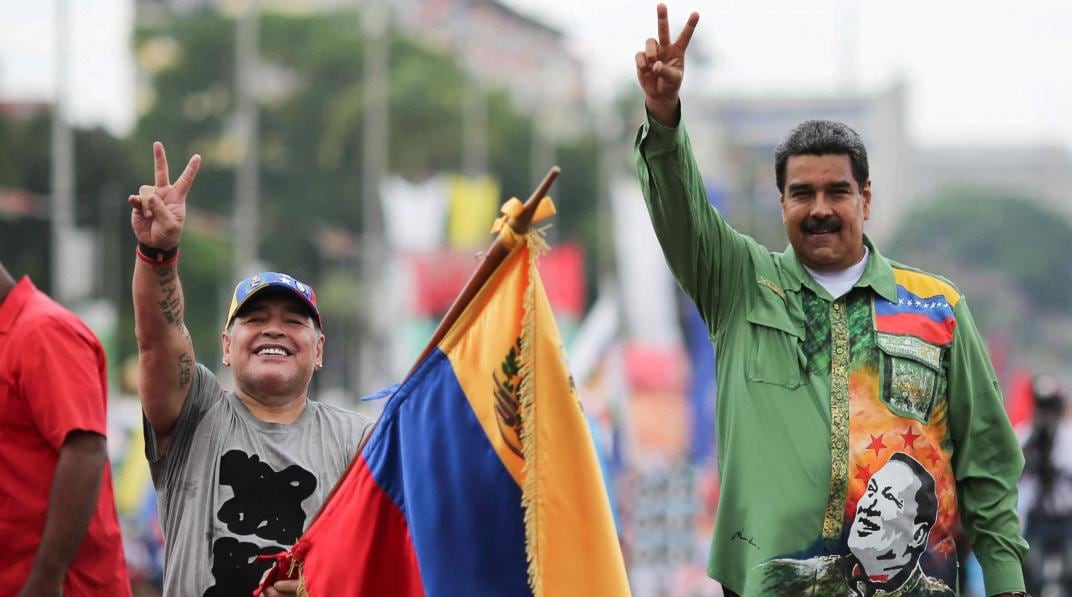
152;265;183;328
179;352;194;388
152;265;173;281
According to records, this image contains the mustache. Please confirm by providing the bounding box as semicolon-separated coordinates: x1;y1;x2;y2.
858;517;881;532
801;216;843;234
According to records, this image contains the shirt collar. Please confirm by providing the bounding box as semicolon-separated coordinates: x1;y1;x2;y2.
0;276;36;334
781;235;898;303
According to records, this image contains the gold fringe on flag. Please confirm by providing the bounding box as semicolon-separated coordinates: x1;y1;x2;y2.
290;555;310;597
519;227;550;597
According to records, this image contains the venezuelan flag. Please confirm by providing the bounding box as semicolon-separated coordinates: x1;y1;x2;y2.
258;227;629;596
874;269;960;345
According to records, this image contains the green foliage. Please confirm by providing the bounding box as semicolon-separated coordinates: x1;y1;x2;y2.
316;269;365;325
0;113;139;291
132;10;584;261
133;13;239;221
0;118;16;184
0;219;49;284
0;115;50;195
124;9;599;371
1;8;602;376
180;230;232;366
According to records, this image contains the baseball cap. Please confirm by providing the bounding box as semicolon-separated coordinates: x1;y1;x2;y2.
225;272;322;330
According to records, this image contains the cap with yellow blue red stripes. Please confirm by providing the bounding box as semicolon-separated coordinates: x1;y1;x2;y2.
225;272;321;330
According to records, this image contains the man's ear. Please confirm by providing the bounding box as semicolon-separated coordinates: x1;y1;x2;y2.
221;330;231;364
862;180;872;220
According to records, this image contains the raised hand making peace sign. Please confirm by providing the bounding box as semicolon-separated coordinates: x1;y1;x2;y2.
128;142;202;251
635;3;699;127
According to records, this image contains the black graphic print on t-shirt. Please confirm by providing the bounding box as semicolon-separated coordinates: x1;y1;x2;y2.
203;450;317;597
217;450;317;543
202;538;284;597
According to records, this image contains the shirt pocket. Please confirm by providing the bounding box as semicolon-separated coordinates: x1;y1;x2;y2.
745;295;805;390
876;332;945;423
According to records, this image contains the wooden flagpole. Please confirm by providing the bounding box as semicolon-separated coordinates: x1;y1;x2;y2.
406;165;561;375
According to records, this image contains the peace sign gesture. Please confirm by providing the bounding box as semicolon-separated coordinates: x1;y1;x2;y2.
635;4;699;126
128;142;201;251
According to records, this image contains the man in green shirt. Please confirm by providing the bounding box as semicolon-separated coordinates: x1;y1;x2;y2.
632;5;1027;596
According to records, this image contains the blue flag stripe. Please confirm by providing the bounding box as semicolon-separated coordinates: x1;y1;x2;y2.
875;285;955;323
363;349;531;597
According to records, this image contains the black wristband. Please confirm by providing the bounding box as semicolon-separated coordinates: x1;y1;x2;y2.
137;242;179;264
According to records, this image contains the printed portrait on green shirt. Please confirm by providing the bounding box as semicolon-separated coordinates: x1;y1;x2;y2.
762;453;954;596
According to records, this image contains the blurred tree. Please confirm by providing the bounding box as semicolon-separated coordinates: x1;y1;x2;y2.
129;9;601;374
887;193;1072;314
0;112;138;290
0;114;50;283
886;192;1072;367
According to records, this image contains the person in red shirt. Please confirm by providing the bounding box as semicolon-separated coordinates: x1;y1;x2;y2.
0;262;131;597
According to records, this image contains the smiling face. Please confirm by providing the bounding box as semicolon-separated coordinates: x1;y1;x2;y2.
221;290;324;406
848;458;932;583
781;154;871;272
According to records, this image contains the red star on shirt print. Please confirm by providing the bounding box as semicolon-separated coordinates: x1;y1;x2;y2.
901;426;921;450
923;445;942;467
854;463;872;483
866;433;886;457
937;474;950;497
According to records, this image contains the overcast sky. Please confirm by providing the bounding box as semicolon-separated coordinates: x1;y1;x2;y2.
0;0;134;132
2;0;1070;151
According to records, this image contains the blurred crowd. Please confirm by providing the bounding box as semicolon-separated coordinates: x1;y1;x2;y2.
1018;377;1072;596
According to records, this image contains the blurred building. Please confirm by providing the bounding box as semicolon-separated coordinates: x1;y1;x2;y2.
913;144;1072;222
392;0;586;142
682;81;910;246
0;100;49;121
681;80;1072;248
134;0;587;142
136;0;360;16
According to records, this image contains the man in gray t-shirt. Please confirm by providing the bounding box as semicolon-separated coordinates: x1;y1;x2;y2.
129;143;371;596
145;364;369;596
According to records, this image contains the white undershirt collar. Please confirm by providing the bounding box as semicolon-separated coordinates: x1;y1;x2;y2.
803;246;870;299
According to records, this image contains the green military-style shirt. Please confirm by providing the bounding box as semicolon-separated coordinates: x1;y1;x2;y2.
635;113;1027;596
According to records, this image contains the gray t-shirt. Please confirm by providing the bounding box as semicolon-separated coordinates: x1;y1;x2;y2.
145;364;371;597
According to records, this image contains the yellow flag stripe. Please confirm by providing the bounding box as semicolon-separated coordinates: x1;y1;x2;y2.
893;268;961;306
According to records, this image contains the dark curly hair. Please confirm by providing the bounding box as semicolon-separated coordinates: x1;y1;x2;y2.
774;120;869;193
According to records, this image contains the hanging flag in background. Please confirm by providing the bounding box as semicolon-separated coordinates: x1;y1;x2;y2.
682;293;717;465
1005;367;1036;431
380;175;449;251
257;212;629;596
447;175;500;248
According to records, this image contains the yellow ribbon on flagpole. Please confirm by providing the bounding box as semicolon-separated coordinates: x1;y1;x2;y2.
491;196;557;249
